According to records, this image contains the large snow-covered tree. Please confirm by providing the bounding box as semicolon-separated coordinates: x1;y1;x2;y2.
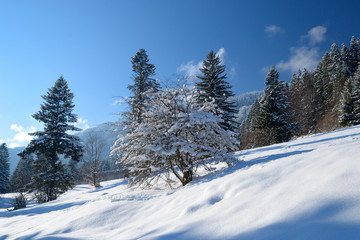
111;84;237;187
257;66;294;144
127;49;159;125
0;143;10;193
196;50;237;131
19;76;83;201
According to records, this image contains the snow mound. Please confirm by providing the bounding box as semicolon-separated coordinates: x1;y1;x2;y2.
1;126;360;239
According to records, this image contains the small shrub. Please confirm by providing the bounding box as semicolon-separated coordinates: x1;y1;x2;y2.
13;193;26;210
34;192;48;203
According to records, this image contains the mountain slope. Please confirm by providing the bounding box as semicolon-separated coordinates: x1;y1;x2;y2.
1;126;360;239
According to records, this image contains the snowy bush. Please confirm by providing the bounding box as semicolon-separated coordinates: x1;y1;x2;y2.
111;84;238;187
13;192;26;210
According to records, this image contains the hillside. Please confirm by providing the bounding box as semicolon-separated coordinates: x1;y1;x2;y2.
1;125;360;239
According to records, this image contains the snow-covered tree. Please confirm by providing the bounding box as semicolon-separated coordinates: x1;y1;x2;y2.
127;49;159;125
339;78;354;127
196;51;237;131
8;155;34;192
111;84;237;187
19;76;83;201
315;52;333;105
0;143;10;193
349;36;360;76
257;66;294;144
352;66;360;125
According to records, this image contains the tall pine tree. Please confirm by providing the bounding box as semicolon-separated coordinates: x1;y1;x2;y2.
257;66;294;144
127;49;159;124
0;143;10;193
196;50;237;131
19;76;83;201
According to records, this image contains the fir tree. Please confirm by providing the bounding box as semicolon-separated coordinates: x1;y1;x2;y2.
352;66;360;125
127;49;159;124
0;143;10;193
339;78;354;127
349;36;360;75
8;155;34;192
196;50;237;131
315;52;332;105
340;43;351;77
257;66;294;143
19;76;83;201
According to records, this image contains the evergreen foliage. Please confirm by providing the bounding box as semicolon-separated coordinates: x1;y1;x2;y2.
0;143;10;193
19;76;83;201
8;155;34;192
352;67;360;124
196;51;237;131
257;66;294;144
339;78;354;127
127;49;159;124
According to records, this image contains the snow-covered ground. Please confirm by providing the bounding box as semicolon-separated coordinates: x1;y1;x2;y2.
1;126;360;239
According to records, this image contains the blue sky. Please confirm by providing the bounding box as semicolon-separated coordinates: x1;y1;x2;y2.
1;0;359;148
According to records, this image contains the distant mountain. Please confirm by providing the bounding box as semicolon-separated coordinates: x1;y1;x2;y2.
8;147;25;174
8;121;125;175
230;91;263;124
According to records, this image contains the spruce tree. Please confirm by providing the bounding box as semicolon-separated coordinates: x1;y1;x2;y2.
0;143;10;193
8;155;34;192
257;66;294;143
339;78;354;127
127;49;159;124
196;50;237;131
19;76;83;201
349;36;360;75
352;66;360;125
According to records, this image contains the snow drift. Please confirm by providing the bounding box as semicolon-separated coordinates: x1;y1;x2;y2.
1;126;360;239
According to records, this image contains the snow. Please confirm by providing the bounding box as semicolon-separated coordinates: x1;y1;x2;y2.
1;126;360;239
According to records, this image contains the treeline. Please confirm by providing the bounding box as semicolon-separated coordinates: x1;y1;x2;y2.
240;36;360;149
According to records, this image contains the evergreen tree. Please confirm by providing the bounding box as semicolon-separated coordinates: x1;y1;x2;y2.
339;78;354;127
8;155;34;192
340;43;351;77
196;50;237;131
257;66;294;144
352;66;360;125
349;36;360;75
19;76;83;201
0;143;10;193
315;52;332;105
127;49;159;124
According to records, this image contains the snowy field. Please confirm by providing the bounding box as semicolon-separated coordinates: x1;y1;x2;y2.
1;126;360;239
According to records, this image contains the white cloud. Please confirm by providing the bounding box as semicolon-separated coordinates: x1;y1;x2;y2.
177;48;227;79
6;124;36;148
0;139;5;144
13;127;35;143
9;143;20;149
306;26;327;46
75;117;90;131
177;60;203;80
276;46;320;72
10;124;24;132
265;25;283;36
216;48;226;64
